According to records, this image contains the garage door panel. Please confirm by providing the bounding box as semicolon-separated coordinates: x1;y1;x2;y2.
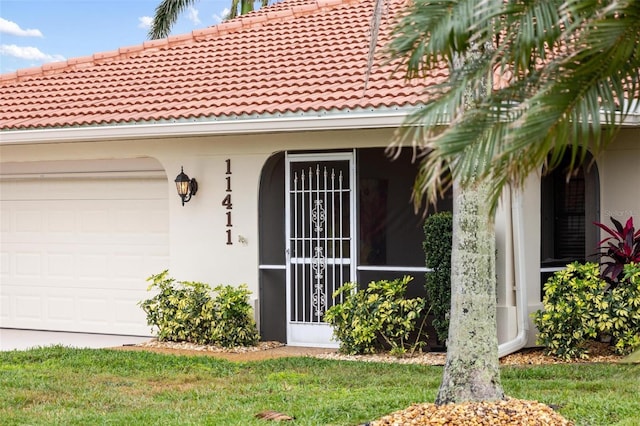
7;246;166;279
3;272;159;334
1;172;169;336
115;294;150;327
6;256;165;288
0;294;8;321
2;177;167;201
80;209;110;234
15;294;43;321
5;233;169;246
0;251;8;278
77;254;109;278
4;200;168;244
79;295;110;324
48;210;76;232
15;210;43;232
115;255;148;280
47;254;75;278
48;297;75;321
15;252;42;277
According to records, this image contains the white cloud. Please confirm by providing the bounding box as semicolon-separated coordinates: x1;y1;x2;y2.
138;16;153;29
213;8;230;23
188;6;201;25
0;44;64;62
0;17;43;37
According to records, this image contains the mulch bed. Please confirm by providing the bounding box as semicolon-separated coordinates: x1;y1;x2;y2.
368;398;573;426
363;341;624;425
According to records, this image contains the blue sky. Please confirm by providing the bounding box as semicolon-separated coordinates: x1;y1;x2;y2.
0;0;233;75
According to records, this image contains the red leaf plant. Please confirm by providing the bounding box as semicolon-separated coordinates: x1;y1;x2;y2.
594;216;640;287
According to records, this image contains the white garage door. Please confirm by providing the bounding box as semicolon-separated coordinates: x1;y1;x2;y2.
0;162;169;336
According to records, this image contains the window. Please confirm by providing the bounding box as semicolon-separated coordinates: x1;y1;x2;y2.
540;150;600;285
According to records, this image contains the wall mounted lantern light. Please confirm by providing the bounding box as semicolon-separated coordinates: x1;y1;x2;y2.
175;166;198;206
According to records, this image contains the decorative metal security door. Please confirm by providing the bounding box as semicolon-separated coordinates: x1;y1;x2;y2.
285;152;355;347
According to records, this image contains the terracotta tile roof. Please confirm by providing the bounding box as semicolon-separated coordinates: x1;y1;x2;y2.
0;0;446;131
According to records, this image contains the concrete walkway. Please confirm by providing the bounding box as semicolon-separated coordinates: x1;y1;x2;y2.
0;328;151;351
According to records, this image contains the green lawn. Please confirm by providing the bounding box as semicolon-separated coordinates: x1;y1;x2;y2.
1;346;638;425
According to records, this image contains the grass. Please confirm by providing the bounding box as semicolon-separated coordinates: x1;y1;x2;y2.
1;346;638;425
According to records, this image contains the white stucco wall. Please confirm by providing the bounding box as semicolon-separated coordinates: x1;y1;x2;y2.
514;127;640;347
599;128;640;221
3;124;636;345
0;128;397;299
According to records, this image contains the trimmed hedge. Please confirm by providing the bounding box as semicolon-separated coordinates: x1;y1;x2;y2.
423;211;453;345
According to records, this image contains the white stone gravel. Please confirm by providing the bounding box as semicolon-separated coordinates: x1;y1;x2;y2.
136;339;285;353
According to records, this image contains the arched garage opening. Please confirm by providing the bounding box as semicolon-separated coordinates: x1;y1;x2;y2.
0;158;168;336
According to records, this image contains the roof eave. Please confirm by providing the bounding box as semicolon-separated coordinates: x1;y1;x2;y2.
1;106;638;146
620;113;640;127
0;109;416;145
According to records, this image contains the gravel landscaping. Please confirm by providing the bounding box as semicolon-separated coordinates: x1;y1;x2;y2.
368;398;573;425
128;338;623;366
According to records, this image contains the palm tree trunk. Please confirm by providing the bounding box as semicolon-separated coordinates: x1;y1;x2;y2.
435;180;504;404
433;39;505;405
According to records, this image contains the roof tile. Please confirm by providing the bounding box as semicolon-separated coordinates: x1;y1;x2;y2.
0;0;446;131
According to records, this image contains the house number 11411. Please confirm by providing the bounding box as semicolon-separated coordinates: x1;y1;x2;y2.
222;159;233;245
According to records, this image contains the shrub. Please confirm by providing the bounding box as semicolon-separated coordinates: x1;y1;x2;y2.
534;262;640;359
324;276;427;355
594;216;640;286
605;263;640;355
209;284;260;347
139;270;259;347
533;262;608;360
423;211;453;345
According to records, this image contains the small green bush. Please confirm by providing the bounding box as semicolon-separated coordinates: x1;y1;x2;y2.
606;263;640;355
534;262;640;359
139;270;259;347
533;262;607;360
423;211;453;345
209;284;261;347
324;276;427;355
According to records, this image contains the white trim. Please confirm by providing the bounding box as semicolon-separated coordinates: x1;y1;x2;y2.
258;264;286;270
498;190;530;358
0;110;413;145
285;151;355;347
287;323;339;348
283;152;357;162
356;265;431;272
350;148;358;286
2;106;639;146
0;171;166;180
540;266;567;273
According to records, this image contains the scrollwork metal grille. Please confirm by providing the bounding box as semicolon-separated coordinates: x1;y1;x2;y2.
289;160;351;322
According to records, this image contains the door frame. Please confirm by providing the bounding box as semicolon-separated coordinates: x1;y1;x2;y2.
284;150;357;347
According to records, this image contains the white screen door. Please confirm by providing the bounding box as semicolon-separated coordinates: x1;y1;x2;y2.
285;152;356;347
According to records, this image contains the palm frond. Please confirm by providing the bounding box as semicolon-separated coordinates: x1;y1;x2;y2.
148;0;199;39
228;0;241;19
365;0;387;91
389;0;640;215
